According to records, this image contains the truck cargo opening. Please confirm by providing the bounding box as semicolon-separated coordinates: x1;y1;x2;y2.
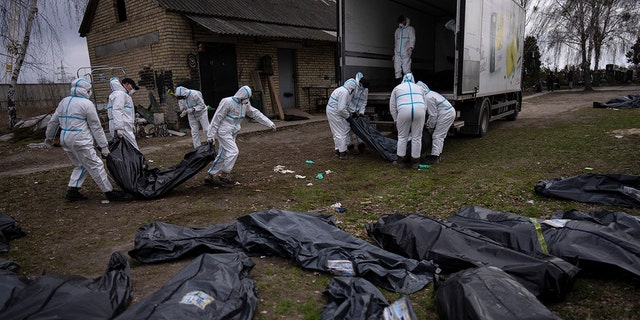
337;0;525;136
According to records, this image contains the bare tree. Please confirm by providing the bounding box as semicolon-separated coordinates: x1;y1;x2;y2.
527;0;640;91
3;0;37;128
1;0;87;129
590;0;639;72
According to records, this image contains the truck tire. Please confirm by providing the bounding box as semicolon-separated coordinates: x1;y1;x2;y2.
477;98;490;137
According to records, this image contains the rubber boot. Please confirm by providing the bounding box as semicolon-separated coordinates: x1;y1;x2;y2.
411;157;420;169
105;190;128;201
425;155;441;164
66;187;88;201
339;151;350;160
393;156;406;168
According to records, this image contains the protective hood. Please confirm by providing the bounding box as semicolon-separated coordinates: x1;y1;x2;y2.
342;78;358;92
109;77;127;93
401;17;411;28
355;72;364;88
233;86;252;102
416;81;430;93
175;86;190;97
402;73;415;84
70;78;92;98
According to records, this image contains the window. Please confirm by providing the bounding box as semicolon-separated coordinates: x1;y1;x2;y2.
116;0;127;22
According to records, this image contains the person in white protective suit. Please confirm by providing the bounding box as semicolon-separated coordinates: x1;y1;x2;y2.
417;81;456;164
108;77;139;150
44;78;127;202
175;86;209;148
389;73;426;168
393;15;416;79
347;72;370;154
326;78;358;159
205;85;276;187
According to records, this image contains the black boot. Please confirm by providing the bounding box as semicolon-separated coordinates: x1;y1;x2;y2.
105;190;128;201
393;156;406;168
425;155;441;164
411;157;421;169
66;187;88;201
339;151;350;160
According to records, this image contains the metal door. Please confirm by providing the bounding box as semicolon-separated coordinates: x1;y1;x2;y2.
277;48;296;109
198;43;238;108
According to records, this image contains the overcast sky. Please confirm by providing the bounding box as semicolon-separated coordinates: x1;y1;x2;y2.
6;1;631;84
2;1;90;84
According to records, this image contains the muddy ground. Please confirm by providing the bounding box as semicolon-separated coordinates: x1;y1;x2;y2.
0;86;639;317
1;87;635;177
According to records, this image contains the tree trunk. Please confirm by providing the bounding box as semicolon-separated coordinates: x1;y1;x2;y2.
7;0;38;129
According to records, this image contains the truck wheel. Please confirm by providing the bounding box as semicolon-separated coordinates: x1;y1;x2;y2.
477;99;490;137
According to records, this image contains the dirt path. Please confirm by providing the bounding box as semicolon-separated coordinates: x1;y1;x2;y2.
2;87;637;178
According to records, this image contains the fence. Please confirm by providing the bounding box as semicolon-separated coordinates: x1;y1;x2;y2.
0;83;69;113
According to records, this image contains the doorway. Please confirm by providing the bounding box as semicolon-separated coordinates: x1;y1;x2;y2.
198;43;238;109
277;48;296;109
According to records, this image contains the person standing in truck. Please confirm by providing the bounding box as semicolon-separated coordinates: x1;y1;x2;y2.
393;15;415;79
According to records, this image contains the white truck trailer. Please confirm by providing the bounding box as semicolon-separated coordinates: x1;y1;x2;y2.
337;0;525;136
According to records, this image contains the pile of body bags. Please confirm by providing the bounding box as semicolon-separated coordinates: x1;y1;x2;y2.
2;206;639;319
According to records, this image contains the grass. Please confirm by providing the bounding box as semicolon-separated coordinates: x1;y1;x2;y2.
1;97;640;319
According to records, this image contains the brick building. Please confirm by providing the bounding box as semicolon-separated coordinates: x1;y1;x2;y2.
79;0;337;128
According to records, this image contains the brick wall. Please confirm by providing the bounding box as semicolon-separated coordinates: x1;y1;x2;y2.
85;0;335;127
236;39;336;116
296;42;337;113
85;0;196;126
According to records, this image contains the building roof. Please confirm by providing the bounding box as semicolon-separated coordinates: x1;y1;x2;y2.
156;0;336;30
187;15;336;42
80;0;336;41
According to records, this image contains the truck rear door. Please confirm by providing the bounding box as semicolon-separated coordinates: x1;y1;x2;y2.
458;0;482;96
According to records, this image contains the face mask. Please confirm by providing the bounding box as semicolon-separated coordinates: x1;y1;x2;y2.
129;89;137;95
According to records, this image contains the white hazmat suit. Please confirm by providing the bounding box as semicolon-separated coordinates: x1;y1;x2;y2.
176;86;209;148
389;73;426;163
206;86;275;180
349;72;369;117
417;81;456;160
394;17;415;79
326;79;358;158
108;77;138;150
45;78;115;196
347;72;369;151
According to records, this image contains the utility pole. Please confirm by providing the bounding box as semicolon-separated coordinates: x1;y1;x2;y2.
56;61;70;83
